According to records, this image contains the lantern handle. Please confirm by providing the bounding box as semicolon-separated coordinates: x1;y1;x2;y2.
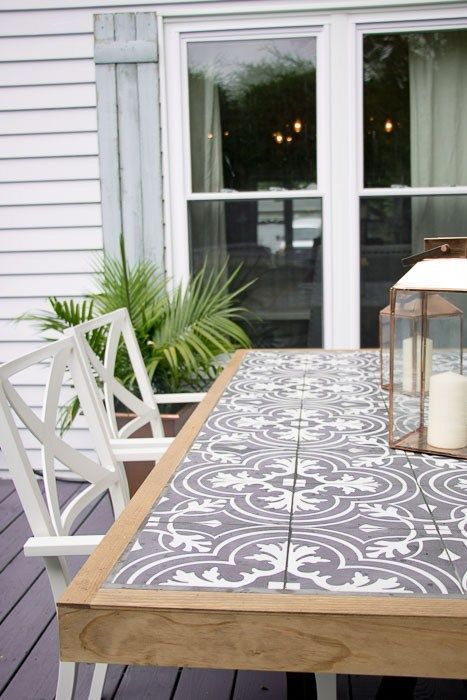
401;244;450;268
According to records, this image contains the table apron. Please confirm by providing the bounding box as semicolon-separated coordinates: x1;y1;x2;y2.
58;604;467;679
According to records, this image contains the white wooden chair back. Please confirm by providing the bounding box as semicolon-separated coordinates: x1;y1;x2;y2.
0;336;128;596
69;308;165;441
0;336;128;698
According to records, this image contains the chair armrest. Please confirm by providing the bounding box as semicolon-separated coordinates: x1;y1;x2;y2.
24;535;103;558
110;436;173;461
153;392;207;404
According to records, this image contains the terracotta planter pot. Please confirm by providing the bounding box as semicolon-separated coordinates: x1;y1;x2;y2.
116;403;197;497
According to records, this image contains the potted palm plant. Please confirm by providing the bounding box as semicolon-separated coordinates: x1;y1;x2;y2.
22;238;253;493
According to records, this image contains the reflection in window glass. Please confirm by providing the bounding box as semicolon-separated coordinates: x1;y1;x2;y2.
360;195;467;347
363;29;467;188
189;198;322;347
188;38;316;193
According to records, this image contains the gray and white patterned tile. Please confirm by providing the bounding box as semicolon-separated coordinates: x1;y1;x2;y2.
286;526;463;596
291;454;436;534
106;349;465;597
408;454;467;519
107;521;290;591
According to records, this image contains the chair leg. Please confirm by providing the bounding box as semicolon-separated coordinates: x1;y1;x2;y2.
89;663;108;700
55;661;78;700
315;673;337;700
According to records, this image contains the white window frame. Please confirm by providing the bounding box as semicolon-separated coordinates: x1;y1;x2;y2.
159;2;467;349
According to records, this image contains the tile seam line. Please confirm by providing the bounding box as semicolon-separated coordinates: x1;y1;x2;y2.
282;353;310;591
404;449;466;593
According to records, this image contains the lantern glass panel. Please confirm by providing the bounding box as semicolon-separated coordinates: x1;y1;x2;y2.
389;289;466;458
379;308;391;388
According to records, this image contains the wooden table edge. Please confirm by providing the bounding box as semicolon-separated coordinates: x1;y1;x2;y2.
58;588;467;617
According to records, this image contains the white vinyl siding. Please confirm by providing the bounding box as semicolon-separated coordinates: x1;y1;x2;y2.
0;4;102;472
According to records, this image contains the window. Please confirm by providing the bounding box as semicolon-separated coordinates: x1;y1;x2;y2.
182;31;324;347
162;7;467;349
360;26;467;346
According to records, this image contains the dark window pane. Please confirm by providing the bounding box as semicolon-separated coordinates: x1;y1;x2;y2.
188;38;316;192
364;29;467;188
360;195;467;346
189;198;322;347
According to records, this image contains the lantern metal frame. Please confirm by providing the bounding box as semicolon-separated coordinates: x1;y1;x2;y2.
388;238;467;459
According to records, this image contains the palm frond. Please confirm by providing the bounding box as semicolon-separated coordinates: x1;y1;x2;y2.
17;241;255;424
148;262;253;386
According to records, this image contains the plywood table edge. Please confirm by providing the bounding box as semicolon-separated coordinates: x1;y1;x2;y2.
57;589;467;618
58;589;467;623
59;349;249;608
58;602;467;678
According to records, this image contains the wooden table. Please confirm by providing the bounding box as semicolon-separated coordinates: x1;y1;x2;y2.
58;350;467;680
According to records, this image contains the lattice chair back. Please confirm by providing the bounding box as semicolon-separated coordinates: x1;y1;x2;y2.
68;308;165;441
0;336;128;599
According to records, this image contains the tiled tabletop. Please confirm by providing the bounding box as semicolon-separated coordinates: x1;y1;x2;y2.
106;351;467;597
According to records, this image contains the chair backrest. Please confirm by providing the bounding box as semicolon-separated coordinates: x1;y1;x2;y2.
68;308;164;441
0;336;128;545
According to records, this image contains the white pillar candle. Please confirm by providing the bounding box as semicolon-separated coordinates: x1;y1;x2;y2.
427;372;467;450
402;336;433;393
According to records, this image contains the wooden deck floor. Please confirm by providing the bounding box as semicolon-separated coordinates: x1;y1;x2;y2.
0;477;466;700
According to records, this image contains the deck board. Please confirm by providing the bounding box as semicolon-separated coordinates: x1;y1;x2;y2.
0;481;81;622
113;666;180;699
0;478;465;699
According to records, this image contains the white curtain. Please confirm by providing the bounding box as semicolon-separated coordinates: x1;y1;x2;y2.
189;72;227;274
409;32;467;253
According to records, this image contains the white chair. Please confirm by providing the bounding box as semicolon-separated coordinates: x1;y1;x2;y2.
68;308;206;464
0;336;129;699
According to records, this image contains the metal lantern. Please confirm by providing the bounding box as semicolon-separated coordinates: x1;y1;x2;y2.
379;295;462;390
388;237;467;459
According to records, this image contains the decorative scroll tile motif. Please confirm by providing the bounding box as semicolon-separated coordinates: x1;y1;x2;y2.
106;351;466;596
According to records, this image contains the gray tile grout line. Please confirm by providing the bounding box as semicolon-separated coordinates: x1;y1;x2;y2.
282;355;311;592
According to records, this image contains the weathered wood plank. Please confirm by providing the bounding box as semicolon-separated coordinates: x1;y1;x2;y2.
94;11;162;265
174;668;235;700
115;14;143;266
136;12;163;267
114;665;180;699
94;13;121;260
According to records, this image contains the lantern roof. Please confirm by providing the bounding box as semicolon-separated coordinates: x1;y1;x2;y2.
392;258;467;292
380;293;462;317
